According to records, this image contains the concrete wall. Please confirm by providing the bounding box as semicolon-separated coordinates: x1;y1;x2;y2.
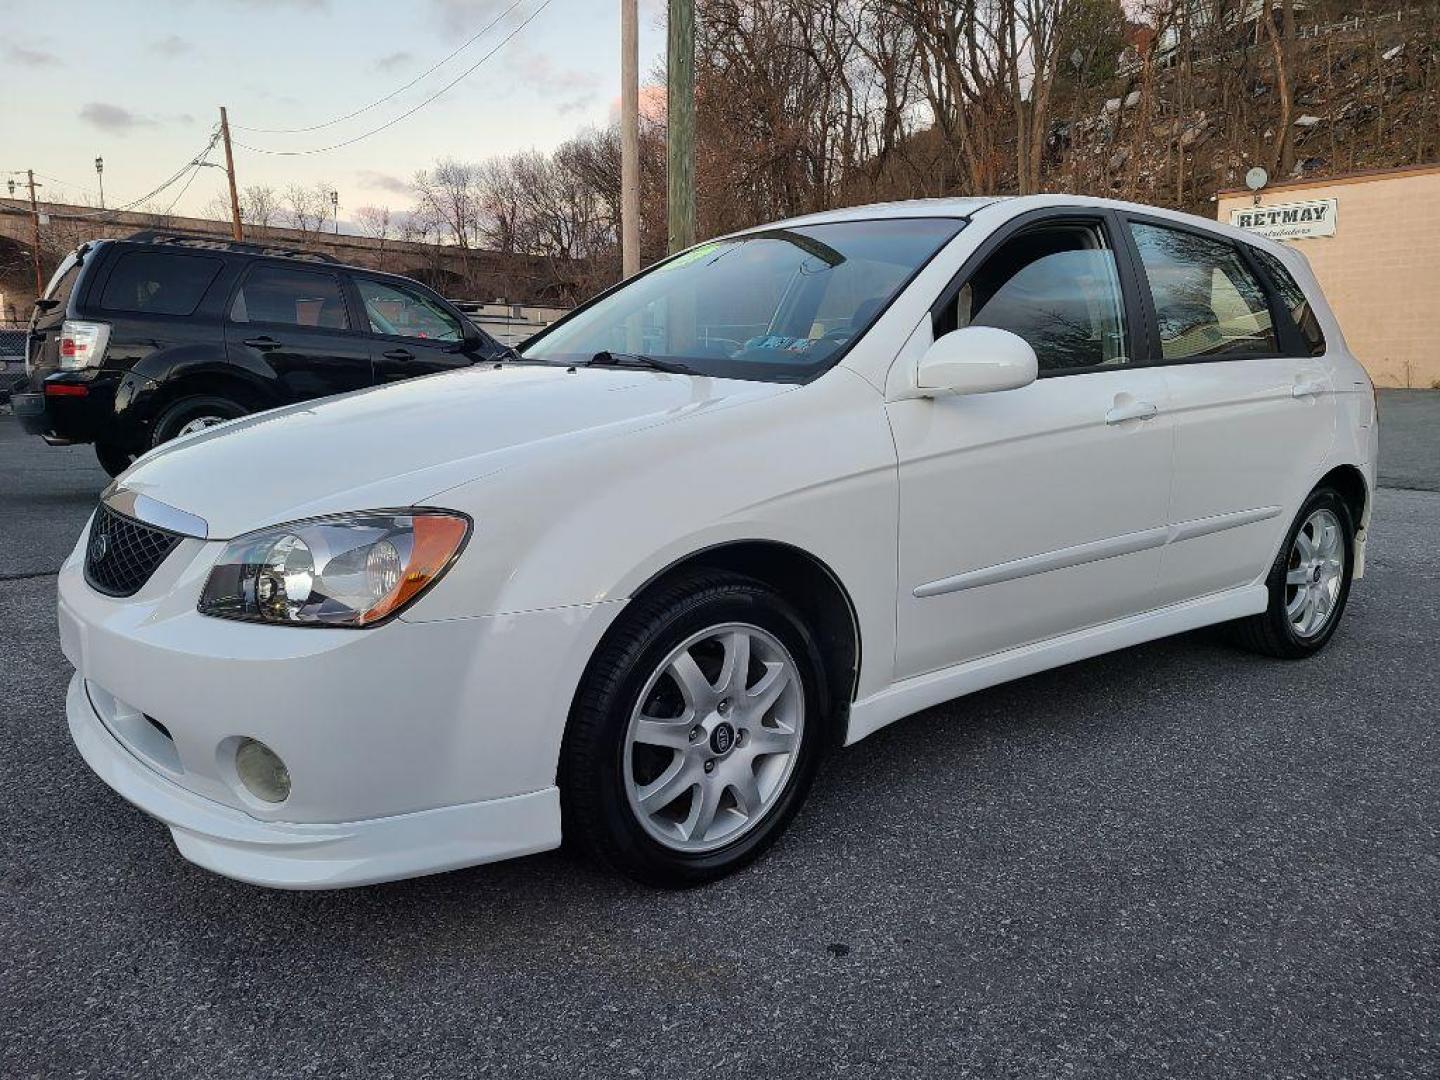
1219;164;1440;389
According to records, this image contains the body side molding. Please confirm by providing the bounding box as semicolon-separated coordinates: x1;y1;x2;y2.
913;505;1281;599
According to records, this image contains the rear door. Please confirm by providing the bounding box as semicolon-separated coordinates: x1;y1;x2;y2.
348;274;481;382
1120;216;1338;605
224;262;374;400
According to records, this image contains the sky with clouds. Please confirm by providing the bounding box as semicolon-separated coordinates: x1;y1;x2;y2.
0;0;667;222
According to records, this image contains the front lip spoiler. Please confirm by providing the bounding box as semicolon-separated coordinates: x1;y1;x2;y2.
102;487;209;539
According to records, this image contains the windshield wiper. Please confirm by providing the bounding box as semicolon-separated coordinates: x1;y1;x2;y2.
586;350;691;374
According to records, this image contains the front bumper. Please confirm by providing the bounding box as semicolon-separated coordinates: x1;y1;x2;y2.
68;673;559;888
57;524;621;888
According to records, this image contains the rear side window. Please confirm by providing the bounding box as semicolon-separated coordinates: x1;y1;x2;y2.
100;252;223;316
1129;222;1278;360
1252;247;1326;357
230;265;350;330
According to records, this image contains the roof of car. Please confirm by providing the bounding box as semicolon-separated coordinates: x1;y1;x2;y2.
730;193;1303;265
739;197;1007;233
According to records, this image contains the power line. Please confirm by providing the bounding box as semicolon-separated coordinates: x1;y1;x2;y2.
233;0;527;135
158;140;217;217
64;133;221;221
234;0;555;157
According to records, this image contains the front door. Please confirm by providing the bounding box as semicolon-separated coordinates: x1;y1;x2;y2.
351;275;480;382
1119;217;1339;605
889;214;1175;679
224;263;374;400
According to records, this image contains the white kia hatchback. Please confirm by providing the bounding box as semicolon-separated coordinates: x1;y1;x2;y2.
59;196;1377;888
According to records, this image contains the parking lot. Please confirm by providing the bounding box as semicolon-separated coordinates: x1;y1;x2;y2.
1;402;1436;1079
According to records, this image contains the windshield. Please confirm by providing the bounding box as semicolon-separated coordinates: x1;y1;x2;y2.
522;217;965;382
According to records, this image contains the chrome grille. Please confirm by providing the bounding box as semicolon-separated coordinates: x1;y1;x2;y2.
84;504;182;597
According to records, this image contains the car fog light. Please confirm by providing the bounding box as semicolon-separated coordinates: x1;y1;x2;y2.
235;738;291;803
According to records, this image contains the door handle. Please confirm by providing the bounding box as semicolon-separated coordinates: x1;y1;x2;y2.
1105;399;1158;424
243;336;280;351
382;348;414;362
1292;378;1325;398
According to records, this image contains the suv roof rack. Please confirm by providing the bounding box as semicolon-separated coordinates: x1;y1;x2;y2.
122;230;340;264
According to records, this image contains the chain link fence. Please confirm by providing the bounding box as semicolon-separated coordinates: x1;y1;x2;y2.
1;321;29;405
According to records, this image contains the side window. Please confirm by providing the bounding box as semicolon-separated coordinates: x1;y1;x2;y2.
230;265;350;330
355;278;464;343
1252;247;1326;357
100;252;223;316
937;223;1129;374
1128;222;1278;360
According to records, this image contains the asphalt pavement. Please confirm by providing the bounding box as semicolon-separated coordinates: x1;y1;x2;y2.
1;400;1437;1079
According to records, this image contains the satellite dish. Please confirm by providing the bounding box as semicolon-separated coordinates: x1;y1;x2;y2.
1245;166;1269;192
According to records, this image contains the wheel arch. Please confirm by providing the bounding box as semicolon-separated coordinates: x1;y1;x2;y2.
123;366;279;446
614;539;862;734
1315;462;1369;531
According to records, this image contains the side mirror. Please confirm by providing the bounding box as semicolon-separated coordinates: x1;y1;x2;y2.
915;325;1038;397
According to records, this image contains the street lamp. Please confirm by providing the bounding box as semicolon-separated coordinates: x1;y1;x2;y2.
95;156;105;209
330;189;338;236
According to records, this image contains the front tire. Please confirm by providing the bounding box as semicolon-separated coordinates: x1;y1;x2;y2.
150;395;248;448
1231;487;1355;659
560;571;829;887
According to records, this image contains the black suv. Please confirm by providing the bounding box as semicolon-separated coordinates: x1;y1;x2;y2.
14;232;505;475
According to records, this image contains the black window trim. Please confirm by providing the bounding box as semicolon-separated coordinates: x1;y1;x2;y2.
1116;210;1309;367
346;272;472;349
1245;243;1328;358
224;259;362;335
927;205;1150;379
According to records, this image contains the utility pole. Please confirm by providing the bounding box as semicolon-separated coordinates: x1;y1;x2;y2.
620;0;641;277
219;106;244;242
26;171;43;296
666;0;695;254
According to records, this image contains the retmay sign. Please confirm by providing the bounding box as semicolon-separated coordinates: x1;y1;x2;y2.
1229;198;1338;240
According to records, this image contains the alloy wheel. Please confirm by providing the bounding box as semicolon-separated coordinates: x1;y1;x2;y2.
1285;507;1345;638
623;622;804;853
177;415;229;437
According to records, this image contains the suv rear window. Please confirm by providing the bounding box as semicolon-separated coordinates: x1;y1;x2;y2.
100;251;224;316
34;251;82;321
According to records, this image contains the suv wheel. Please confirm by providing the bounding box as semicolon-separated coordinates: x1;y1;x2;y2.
1230;487;1355;659
151;395;248;448
94;441;135;478
561;571;829;887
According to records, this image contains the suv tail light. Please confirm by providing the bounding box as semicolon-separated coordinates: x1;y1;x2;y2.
58;320;111;370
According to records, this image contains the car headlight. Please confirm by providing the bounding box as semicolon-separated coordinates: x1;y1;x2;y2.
198;511;469;627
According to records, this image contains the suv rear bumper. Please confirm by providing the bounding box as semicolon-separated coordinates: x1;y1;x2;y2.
11;391;50;435
12;373;123;445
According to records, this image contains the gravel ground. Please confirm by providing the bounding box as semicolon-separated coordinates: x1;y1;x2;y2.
0;413;1437;1079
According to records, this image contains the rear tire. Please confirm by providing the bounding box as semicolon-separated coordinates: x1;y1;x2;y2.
150;395;248;448
94;441;134;478
1230;487;1354;659
560;571;829;887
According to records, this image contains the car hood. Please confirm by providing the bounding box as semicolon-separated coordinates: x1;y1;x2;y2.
115;364;793;539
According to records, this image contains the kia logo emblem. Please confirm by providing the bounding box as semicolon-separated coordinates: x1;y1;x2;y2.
709;722;735;756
